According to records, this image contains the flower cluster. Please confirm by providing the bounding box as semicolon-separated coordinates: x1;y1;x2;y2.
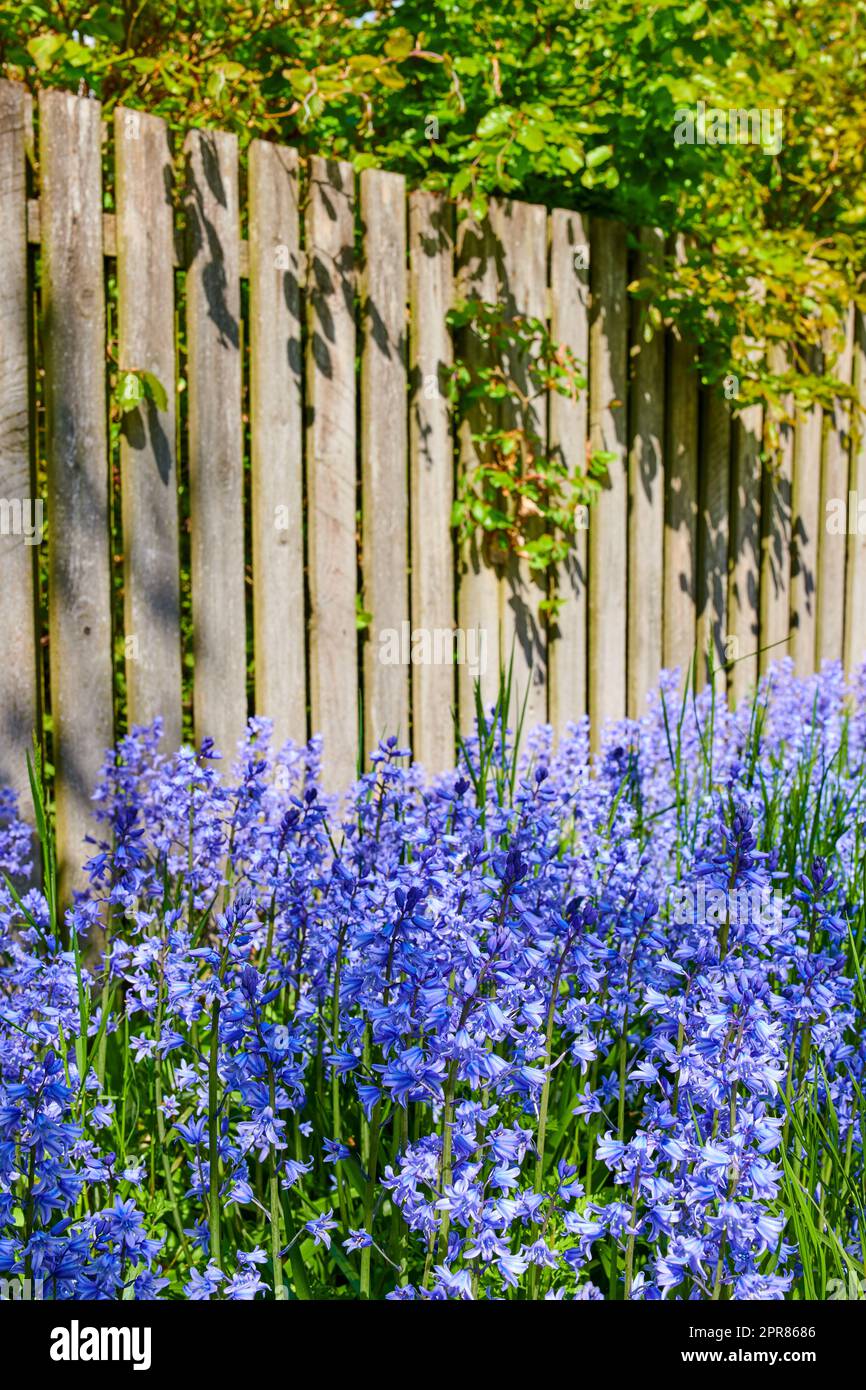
0;658;864;1300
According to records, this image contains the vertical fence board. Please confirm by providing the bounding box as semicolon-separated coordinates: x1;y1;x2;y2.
664;331;699;683
628;228;665;716
846;312;866;671
818;313;854;666
39;89;114;897
588;219;628;738
408;191;454;771
248;140;306;750
456;209;501;730
790;360;822;677
759;352;793;672
0;81;38;823
548;209;589;730
493;198;548;730
306;158;358;791
184;128;246;766
728;403;763;705
696;390;731;694
361;169;409;755
115;107;181;748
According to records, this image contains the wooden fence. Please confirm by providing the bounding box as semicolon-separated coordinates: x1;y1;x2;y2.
0;79;864;894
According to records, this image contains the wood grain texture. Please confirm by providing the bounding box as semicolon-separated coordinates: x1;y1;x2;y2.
759;348;793;672
492;197;548;731
0;81;39;824
588;219;628;740
664;328;699;684
306;157;358;792
248;140;306;750
548;208;589;731
628;227;665;716
361;169;409;756
696;389;731;694
728;403;763;705
789;349;822;677
39;89;114;899
184;127;246;769
408;190;455;772
115;107;181;749
456;208;501;731
846;312;866;672
818;311;854;665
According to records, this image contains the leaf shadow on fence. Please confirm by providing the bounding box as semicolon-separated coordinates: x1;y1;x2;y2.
184;132;239;352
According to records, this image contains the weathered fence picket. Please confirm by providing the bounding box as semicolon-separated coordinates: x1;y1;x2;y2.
0;78;863;881
663;326;698;683
361;168;410;757
790;352;823;677
40;88;114;898
408;191;455;773
184;126;247;768
547;208;589;731
818;312;854;666
847;313;866;674
628;227;665;718
0;82;38;827
455;206;501;730
696;389;731;694
760;354;793;673
728;404;763;707
115;106;182;748
248;139;306;751
495;198;549;732
588;218;628;741
305;157;358;793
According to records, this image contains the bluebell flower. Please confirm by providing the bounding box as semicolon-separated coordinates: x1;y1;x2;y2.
305;1209;338;1249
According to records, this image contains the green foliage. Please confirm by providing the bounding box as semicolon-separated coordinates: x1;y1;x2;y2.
113;368;168;415
355;593;373;631
447;297;608;588
3;1;865;420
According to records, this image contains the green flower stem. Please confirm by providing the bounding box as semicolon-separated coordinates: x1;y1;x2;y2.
529;930;578;1299
208;998;222;1270
331;922;349;1230
359;1097;384;1299
281;1192;311;1299
151;933;190;1260
623;1161;642;1300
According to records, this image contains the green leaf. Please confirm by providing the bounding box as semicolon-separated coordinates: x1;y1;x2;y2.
207;68;226;101
115;369;168;415
284;68;314;96
115;371;145;413
384;27;414;62
585;143;613;169
140;371;168;413
470;191;489;222
63;39;97;69
560;146;583;173
355;594;373;631
27;33;66;72
477;108;513;139
517;123;545;153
